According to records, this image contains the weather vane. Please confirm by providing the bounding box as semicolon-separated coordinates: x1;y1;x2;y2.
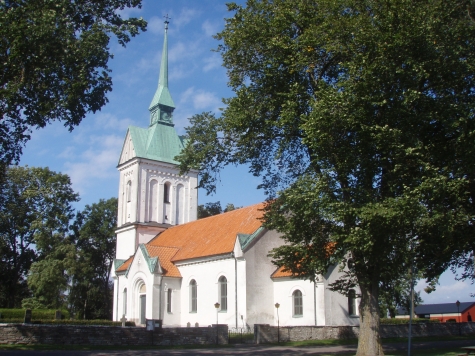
164;14;171;30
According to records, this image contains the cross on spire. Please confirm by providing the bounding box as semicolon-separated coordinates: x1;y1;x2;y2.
164;14;170;30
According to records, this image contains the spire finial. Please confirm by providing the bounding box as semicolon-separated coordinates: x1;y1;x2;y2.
148;14;175;125
164;14;170;31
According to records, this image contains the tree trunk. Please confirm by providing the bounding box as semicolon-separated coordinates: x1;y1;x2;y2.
356;282;384;356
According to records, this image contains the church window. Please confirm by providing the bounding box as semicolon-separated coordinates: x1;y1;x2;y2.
149;179;158;222
293;290;303;317
176;184;184;225
123;288;127;315
139;284;146;293
126;180;132;202
164;182;170;203
348;289;357;316
167;288;172;313
190;280;197;313
218;276;227;312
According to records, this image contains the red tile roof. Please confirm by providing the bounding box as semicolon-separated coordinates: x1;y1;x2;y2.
271;266;293;278
148;202;265;262
145;245;181;277
116;256;133;272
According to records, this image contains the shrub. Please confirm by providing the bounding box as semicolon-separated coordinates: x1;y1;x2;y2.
0;318;135;326
381;318;440;324
0;308;69;320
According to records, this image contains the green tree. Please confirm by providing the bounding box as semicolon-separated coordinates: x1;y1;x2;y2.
197;201;223;219
177;1;475;354
378;274;424;319
68;198;117;319
197;201;240;219
0;166;79;307
24;243;74;309
0;0;146;164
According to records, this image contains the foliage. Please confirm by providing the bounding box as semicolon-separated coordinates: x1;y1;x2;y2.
197;201;239;219
177;1;475;355
380;318;439;325
0;308;69;320
379;269;427;318
0;166;79;308
0;0;146;164
0;319;134;326
68;198;118;320
197;201;223;219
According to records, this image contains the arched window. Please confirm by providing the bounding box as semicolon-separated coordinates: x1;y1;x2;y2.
348;289;357;316
167;288;172;313
139;283;146;325
293;290;303;317
123;288;127;315
149;179;158;222
176;184;184;225
218;276;227;312
163;182;170;203
190;280;197;313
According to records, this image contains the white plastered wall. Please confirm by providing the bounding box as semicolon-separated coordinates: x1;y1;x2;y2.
161;277;182;327
323;264;360;326
243;229;285;328
272;279;316;326
115;225;137;261
136;159;198;225
114;247;160;326
177;255;242;328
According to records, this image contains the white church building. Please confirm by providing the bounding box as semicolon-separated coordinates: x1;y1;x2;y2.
112;20;360;329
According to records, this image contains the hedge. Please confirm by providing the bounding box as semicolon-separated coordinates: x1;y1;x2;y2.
0;309;69;320
0;319;135;326
381;318;440;325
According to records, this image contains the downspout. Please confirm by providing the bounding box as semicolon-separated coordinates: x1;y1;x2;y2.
234;252;238;328
158;276;163;322
314;280;317;326
116;276;119;321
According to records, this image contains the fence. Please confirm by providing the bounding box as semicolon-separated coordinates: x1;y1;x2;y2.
228;327;254;344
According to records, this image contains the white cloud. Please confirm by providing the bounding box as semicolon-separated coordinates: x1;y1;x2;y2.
202;20;219;37
174;8;201;28
64;134;123;195
169;41;202;63
58;146;76;159
116;5;143;19
203;54;222;72
148;16;164;35
416;274;474;304
180;87;221;111
94;113;135;132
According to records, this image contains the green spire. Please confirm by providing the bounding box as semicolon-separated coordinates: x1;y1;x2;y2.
149;16;175;126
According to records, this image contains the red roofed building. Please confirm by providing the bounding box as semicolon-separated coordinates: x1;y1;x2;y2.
112;21;360;329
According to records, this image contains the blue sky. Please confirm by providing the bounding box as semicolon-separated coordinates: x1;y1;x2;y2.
18;0;472;305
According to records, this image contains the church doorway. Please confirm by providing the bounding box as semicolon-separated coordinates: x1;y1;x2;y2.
138;282;146;325
140;295;146;325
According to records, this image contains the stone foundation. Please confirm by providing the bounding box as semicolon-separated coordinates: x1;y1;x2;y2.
254;322;475;344
0;324;228;346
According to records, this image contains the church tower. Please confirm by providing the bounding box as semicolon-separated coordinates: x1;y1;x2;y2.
115;18;198;260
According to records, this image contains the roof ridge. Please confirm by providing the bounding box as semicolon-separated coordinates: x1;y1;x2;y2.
146;244;180;250
196;201;266;222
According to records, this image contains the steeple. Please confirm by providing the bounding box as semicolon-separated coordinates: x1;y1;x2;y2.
149;15;175;126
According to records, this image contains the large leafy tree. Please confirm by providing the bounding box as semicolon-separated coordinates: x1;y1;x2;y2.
0;166;78;308
0;0;146;164
68;198;117;320
178;1;475;354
